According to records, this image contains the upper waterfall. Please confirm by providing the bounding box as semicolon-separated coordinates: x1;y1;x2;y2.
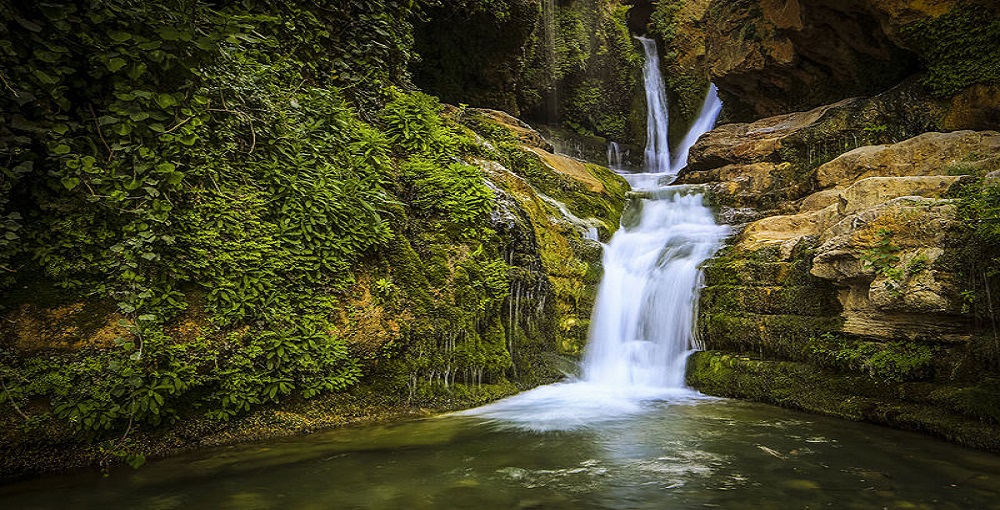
637;36;671;174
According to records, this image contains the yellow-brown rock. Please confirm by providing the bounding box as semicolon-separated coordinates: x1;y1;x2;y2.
816;131;1000;188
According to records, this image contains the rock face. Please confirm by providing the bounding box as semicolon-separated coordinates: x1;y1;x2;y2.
646;0;1000;126
703;0;921;120
816;131;1000;188
675;84;951;212
711;129;1000;342
687;96;1000;448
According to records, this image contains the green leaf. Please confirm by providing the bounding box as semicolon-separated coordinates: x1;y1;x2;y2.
155;162;176;173
109;31;132;43
106;57;127;72
15;17;42;32
33;69;58;85
61;176;80;190
52;144;71;155
155;93;177;109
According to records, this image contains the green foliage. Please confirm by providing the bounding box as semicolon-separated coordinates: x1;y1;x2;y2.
807;333;937;382
0;0;513;441
862;229;902;276
402;159;495;235
900;3;1000;97
649;0;684;44
380;91;463;159
949;178;1000;325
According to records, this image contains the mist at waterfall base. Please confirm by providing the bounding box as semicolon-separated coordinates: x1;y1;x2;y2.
468;38;727;432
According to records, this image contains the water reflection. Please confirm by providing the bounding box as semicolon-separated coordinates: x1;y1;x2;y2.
2;400;998;509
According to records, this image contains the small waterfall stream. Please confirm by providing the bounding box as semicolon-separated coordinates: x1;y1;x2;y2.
470;37;728;430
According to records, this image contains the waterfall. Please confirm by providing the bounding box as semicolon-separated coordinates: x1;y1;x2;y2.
581;186;728;388
637;36;671;174
671;84;723;173
468;38;727;432
582;76;726;388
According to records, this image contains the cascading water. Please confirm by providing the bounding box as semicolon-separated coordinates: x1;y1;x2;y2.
581;187;727;389
469;37;728;431
637;36;671;174
671;84;723;172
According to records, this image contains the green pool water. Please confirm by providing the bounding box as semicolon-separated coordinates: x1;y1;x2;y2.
2;397;998;509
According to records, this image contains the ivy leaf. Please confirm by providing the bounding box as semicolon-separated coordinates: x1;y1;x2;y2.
15;17;42;32
155;93;177;109
155;162;176;173
52;144;71;155
106;57;127;72
33;69;59;85
109;31;132;43
61;176;81;190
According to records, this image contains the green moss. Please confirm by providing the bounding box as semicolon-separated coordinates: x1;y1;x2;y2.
805;333;937;382
495;143;626;232
687;352;1000;451
901;2;1000;97
941;177;1000;342
701;284;840;317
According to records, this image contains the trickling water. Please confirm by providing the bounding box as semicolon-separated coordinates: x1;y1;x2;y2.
637;36;671;174
539;193;602;241
541;0;559;123
606;141;625;171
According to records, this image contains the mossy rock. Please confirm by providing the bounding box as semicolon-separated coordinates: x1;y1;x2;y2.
687;351;1000;452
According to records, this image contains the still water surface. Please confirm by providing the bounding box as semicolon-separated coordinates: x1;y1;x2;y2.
2;397;998;510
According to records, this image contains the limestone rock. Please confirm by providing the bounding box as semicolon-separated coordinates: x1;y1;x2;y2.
651;0;999;127
816;131;1000;188
705;126;1000;342
835;175;961;215
685;98;863;172
466;108;554;151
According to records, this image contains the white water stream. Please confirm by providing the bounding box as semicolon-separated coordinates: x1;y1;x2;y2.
638;36;671;174
470;37;727;431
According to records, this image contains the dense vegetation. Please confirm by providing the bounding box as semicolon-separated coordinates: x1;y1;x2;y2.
413;0;645;146
0;0;623;470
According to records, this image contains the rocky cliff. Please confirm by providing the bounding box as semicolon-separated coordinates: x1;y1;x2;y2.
640;0;1000;450
640;0;999;125
678;88;1000;451
413;0;648;151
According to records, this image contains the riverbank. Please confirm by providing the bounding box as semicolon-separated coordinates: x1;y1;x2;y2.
0;383;523;483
